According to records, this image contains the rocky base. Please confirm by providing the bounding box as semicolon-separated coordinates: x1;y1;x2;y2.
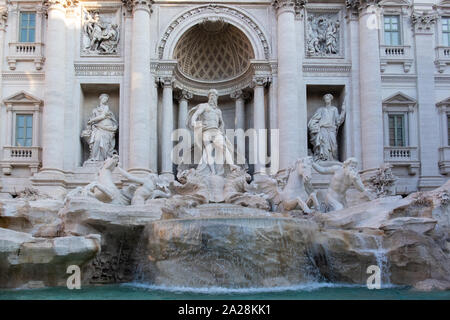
0;182;449;291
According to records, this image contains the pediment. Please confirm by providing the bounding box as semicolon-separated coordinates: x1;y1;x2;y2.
383;92;416;105
437;97;450;107
3;91;43;105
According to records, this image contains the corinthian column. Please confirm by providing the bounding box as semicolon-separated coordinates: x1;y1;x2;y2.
253;77;269;175
41;0;69;174
272;0;306;170
347;0;384;170
412;12;442;189
0;9;7;152
126;0;154;173
160;77;174;178
176;90;193;130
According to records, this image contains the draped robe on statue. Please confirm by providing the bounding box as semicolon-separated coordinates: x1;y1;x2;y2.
308;106;345;161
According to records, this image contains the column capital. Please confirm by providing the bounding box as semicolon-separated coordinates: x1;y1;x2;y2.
122;0;153;15
230;90;250;101
252;76;271;88
43;0;78;11
175;90;193;102
157;76;174;88
272;0;306;16
412;11;438;35
345;0;381;11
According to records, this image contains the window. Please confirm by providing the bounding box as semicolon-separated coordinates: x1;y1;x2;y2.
19;12;36;43
443;17;450;47
389;114;406;147
15;114;33;147
447;114;450;146
384;15;400;46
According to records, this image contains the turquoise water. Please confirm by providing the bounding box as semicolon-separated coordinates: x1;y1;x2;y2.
1;283;449;300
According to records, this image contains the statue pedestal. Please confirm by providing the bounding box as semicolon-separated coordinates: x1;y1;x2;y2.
82;160;103;169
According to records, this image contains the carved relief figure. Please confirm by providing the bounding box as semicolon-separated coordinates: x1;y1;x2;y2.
81;94;118;163
308;93;346;161
306;13;340;56
187;89;239;176
82;9;120;55
312;158;374;211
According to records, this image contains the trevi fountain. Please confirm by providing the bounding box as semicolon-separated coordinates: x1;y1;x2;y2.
0;0;449;300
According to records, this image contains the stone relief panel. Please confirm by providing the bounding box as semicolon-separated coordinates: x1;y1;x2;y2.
306;11;341;58
81;8;121;56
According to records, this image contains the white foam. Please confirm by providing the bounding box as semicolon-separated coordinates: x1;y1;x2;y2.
121;282;368;294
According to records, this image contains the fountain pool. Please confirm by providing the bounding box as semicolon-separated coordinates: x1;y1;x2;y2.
1;283;449;300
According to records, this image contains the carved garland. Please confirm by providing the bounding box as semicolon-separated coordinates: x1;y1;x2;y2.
157;4;270;60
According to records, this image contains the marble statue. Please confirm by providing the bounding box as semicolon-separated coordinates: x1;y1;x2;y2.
306;13;340;56
187;89;238;176
81;94;118;163
312;157;374;211
308;93;346;161
82;9;120;55
116;167;171;205
253;157;319;214
66;155;130;205
366;163;397;197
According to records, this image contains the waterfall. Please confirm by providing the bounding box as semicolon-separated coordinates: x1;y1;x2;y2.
356;234;391;287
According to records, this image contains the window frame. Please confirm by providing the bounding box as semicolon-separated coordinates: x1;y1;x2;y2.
14;114;33;147
383;14;402;46
443;16;450;47
388;113;407;147
18;11;36;43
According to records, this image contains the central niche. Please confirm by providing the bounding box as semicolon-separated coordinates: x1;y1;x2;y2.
173;20;255;82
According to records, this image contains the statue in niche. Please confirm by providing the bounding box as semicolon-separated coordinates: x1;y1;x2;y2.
306;13;340;56
312;158;374;212
81;94;118;163
308;93;346;162
82;9;120;55
187;89;239;176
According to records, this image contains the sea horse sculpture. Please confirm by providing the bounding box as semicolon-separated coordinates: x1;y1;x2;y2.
252;157;319;214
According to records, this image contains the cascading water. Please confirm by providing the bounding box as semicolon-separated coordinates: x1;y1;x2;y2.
355;233;391;287
130;204;395;290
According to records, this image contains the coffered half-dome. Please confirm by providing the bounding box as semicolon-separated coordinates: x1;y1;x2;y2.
173;20;255;82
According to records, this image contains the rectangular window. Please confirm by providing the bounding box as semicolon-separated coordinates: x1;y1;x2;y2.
389;114;406;147
384;15;400;46
447;114;450;146
15;114;33;147
443;17;450;47
19;12;36;43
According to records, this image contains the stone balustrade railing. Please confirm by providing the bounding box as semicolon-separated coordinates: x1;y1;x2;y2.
384;146;419;162
380;45;411;58
435;46;450;73
7;42;45;70
379;45;413;72
0;146;42;175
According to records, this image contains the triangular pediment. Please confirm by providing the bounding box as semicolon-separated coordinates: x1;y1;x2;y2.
383;92;416;105
437;97;450;107
3;91;43;105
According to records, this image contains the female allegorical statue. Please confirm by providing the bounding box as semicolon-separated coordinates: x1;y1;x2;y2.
307;93;346;161
82;93;118;162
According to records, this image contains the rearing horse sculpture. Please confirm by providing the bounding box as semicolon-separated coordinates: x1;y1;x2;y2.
252;157;319;214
